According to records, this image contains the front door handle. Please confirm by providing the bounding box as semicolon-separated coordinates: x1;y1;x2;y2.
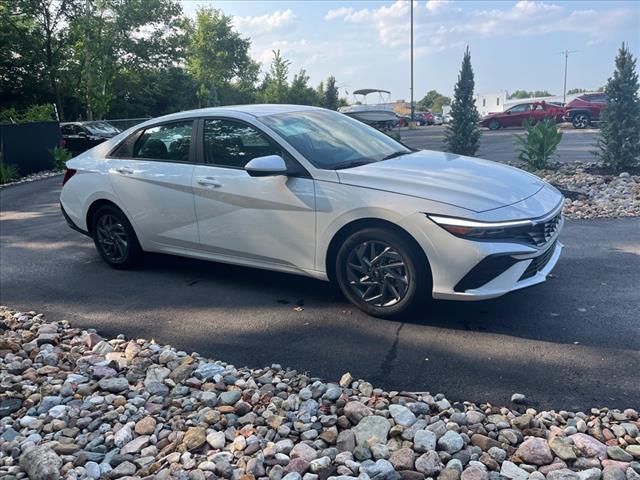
197;176;222;188
115;166;134;175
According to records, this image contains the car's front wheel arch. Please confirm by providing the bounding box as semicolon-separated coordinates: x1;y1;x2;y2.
325;218;432;285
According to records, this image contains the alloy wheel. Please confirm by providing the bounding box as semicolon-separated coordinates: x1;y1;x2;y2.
573;114;589;129
95;214;129;263
345;240;409;307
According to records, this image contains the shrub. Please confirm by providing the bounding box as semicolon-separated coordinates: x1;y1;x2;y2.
513;117;563;170
0;104;56;124
0;160;20;184
49;146;73;170
597;43;640;172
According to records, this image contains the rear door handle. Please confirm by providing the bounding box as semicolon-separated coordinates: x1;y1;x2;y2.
197;176;222;188
115;167;134;175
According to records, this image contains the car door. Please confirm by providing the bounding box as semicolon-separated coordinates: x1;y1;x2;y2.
192;117;316;272
105;120;199;249
504;104;530;126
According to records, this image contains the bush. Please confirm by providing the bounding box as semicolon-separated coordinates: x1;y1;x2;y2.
597;43;640;172
0;104;56;124
0;160;20;184
513;117;563;170
49;146;73;170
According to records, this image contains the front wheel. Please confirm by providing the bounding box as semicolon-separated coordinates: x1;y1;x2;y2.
335;228;430;317
572;113;590;129
91;205;142;269
488;119;501;130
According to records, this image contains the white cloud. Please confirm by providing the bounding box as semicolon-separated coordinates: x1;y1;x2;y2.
233;9;295;35
324;0;639;54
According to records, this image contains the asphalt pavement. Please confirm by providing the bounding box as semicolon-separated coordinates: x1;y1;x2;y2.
401;126;599;164
1;176;639;410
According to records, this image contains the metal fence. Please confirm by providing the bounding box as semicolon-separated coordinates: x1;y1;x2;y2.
102;118;150;132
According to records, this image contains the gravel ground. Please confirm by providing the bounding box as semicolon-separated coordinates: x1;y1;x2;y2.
1;308;639;480
0;170;63;189
534;165;639;219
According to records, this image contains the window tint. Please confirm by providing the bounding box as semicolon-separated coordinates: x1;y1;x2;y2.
133;121;192;162
508;104;530;113
203;119;281;168
587;94;606;103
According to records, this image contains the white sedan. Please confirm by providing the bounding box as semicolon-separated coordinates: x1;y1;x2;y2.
60;105;564;317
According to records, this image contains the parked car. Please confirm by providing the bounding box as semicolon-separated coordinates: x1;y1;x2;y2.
442;114;452;124
397;116;412;127
480;101;564;130
563;93;606;129
60;105;564;317
60;121;121;156
415;112;434;126
432;113;444;125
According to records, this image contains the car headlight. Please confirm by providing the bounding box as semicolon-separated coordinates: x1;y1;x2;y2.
427;214;534;240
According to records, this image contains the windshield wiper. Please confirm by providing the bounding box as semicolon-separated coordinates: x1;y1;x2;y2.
332;160;373;170
381;150;411;161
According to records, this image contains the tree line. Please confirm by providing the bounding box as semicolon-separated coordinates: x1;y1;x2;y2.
0;0;342;121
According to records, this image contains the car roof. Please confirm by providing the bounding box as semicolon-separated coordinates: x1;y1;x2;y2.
151;104;323;123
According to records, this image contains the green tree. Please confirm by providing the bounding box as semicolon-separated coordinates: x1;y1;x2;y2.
417;90;441;111
431;95;451;113
260;50;290;103
597;43;640;171
70;0;186;119
288;69;321;105
186;7;254;107
445;46;481;156
1;0;79;118
323;76;339;110
509;90;552;99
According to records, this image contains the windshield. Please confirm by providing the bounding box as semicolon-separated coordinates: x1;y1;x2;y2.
84;122;120;135
260;109;410;169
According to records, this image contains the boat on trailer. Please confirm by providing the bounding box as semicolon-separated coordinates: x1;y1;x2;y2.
338;89;397;126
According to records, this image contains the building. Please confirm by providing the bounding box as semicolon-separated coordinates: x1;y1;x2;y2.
474;91;507;116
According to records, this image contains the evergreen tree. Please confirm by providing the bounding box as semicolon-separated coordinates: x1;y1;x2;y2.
323;76;339;110
289;69;321;105
445;46;481;156
597;43;640;171
260;50;290;103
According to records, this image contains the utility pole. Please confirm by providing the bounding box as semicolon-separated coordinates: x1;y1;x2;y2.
562;49;577;104
410;0;414;122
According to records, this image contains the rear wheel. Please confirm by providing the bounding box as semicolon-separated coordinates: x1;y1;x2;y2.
91;205;142;269
335;227;430;317
572;113;590;129
488;119;501;130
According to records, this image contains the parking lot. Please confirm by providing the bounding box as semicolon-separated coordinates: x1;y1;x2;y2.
401;125;600;164
1;177;639;410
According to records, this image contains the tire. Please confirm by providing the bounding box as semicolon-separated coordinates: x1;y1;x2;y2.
572;113;590;129
488;119;501;130
91;205;142;269
335;227;431;317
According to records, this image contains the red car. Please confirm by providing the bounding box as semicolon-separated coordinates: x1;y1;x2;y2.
480;101;564;130
563;93;606;129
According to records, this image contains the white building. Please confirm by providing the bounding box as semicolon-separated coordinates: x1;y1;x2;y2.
474;91;507;116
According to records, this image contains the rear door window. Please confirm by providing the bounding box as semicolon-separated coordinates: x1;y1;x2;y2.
133;121;193;162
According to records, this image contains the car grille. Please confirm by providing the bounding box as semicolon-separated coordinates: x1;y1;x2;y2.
519;241;557;280
512;211;562;247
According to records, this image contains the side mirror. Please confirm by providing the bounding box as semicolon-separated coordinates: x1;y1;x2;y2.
245;155;288;177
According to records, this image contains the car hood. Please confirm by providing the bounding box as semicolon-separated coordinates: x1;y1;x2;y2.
336;150;545;213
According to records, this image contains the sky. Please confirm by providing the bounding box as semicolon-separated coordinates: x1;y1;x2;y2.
180;0;640;102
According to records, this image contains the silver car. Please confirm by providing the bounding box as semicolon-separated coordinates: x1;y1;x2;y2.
60;105;563;317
